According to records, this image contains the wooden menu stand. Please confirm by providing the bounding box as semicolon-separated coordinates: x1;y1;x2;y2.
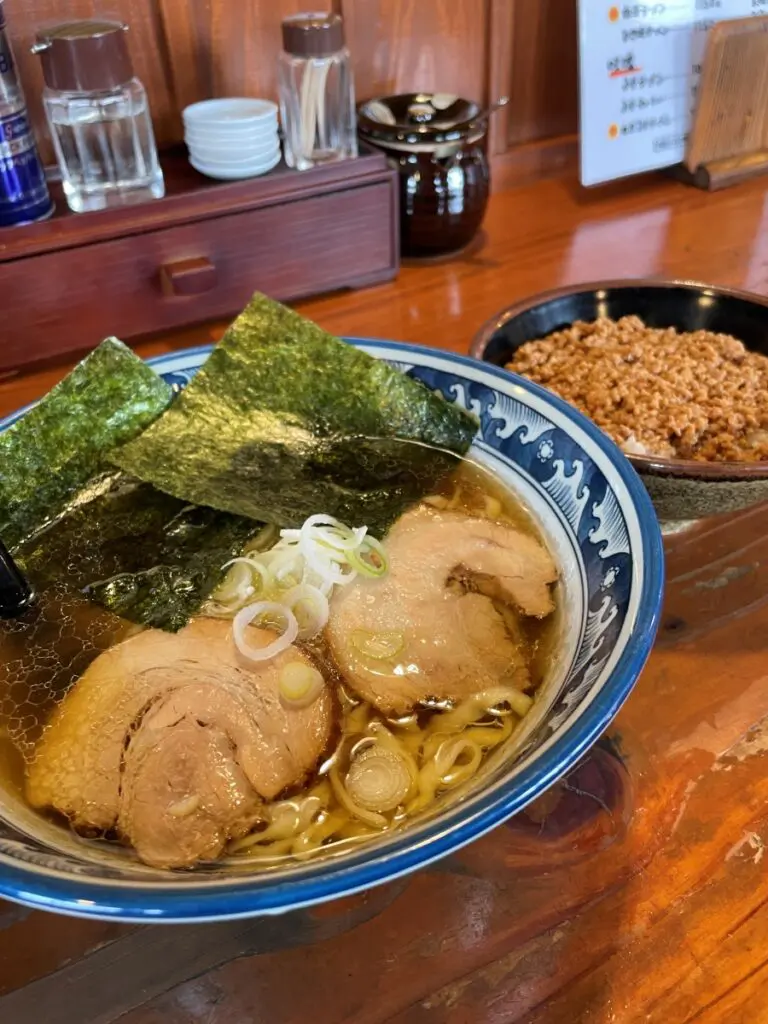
0;145;399;376
669;15;768;191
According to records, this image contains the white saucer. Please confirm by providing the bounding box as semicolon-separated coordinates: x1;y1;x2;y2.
189;150;282;181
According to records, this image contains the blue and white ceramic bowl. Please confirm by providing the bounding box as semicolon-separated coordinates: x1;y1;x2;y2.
0;341;664;922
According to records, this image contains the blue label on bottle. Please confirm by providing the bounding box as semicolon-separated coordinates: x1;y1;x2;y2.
0;109;53;227
0;114;30;143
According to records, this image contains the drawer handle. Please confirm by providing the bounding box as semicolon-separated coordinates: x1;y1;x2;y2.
160;257;217;297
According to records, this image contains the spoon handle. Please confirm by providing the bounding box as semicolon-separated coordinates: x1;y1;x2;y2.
0;539;35;618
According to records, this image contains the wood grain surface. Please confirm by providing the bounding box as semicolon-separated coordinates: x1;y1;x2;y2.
157;0;335;114
7;0;579;182
1;171;768;1022
339;0;488;107
0;149;400;373
505;0;578;148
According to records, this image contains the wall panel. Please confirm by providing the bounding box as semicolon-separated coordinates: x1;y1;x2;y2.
5;0;579;186
506;0;578;147
339;0;489;104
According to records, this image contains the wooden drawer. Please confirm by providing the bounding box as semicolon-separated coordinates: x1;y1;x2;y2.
0;150;399;373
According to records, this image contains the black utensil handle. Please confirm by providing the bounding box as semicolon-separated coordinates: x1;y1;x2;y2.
0;540;35;618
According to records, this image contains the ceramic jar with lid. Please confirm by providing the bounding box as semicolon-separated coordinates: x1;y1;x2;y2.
358;93;490;258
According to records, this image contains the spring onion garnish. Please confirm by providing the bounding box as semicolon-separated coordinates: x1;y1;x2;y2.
350;629;405;661
211;559;254;607
282;583;330;640
233;602;299;662
221;557;273;598
298;515;359;587
212;513;389;660
278;662;325;708
346;536;388;578
345;745;412;812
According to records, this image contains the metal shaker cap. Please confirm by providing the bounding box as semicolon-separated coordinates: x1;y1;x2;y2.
281;13;345;57
32;20;134;92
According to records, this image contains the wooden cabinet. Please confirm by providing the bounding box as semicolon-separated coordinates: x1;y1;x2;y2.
0;150;399;373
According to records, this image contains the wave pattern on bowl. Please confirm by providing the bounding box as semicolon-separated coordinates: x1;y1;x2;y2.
0;341;663;921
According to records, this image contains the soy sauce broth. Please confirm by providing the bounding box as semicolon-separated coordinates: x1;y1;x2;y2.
223;460;561;868
0;459;561;872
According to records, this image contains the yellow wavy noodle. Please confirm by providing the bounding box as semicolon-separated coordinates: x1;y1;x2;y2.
225;689;525;863
4;462;552;872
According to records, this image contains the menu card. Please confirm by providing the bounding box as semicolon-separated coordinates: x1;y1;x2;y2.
578;2;758;186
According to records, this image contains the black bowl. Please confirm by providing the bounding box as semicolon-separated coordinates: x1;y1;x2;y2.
470;279;768;522
472;279;768;365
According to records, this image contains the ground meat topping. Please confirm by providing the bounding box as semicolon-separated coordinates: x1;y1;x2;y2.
505;315;768;462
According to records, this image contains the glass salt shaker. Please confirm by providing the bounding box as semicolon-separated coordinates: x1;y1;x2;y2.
32;20;165;213
278;13;357;171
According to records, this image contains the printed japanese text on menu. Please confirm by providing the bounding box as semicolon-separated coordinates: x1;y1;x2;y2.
579;2;760;186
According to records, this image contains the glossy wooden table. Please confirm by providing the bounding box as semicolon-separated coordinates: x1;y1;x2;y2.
2;171;768;1024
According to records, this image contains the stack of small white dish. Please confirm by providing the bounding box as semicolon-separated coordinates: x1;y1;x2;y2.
183;98;281;181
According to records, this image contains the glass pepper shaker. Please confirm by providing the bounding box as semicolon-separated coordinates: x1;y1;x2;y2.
278;12;357;171
32;20;165;213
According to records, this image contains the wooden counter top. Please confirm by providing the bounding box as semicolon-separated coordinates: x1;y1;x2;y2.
2;172;768;1024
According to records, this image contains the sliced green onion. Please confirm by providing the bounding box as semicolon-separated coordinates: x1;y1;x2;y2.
345;746;412;812
243;523;280;554
264;549;305;591
347;536;388;578
281;583;330;639
217;513;389;662
233;602;298;662
278;661;325;708
312;517;367;552
220;557;273;598
350;629;405;661
212;559;254;605
299;519;358;587
330;765;387;829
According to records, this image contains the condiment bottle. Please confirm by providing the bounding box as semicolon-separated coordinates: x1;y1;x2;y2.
0;0;53;227
357;93;491;258
32;20;164;213
278;13;357;171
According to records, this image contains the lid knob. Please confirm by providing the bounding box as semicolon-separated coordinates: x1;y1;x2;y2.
32;20;134;92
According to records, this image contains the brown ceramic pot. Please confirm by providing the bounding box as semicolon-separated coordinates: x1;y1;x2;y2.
358;93;490;258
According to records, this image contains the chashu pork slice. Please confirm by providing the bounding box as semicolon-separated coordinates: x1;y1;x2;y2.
26;617;333;868
326;504;558;715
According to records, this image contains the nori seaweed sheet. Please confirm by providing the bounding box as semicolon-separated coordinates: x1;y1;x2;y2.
0;338;172;552
111;294;478;535
17;472;261;632
1;474;260;758
0;338;256;632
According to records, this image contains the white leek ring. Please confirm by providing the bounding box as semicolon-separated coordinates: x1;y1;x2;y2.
233;602;299;662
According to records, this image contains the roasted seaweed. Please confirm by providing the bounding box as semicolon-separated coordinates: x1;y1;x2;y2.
0;337;259;635
0;472;261;759
0;477;260;759
16;472;260;632
111;294;478;535
0;338;172;551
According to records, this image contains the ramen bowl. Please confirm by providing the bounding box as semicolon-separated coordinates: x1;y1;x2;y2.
0;341;663;922
470;280;768;523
